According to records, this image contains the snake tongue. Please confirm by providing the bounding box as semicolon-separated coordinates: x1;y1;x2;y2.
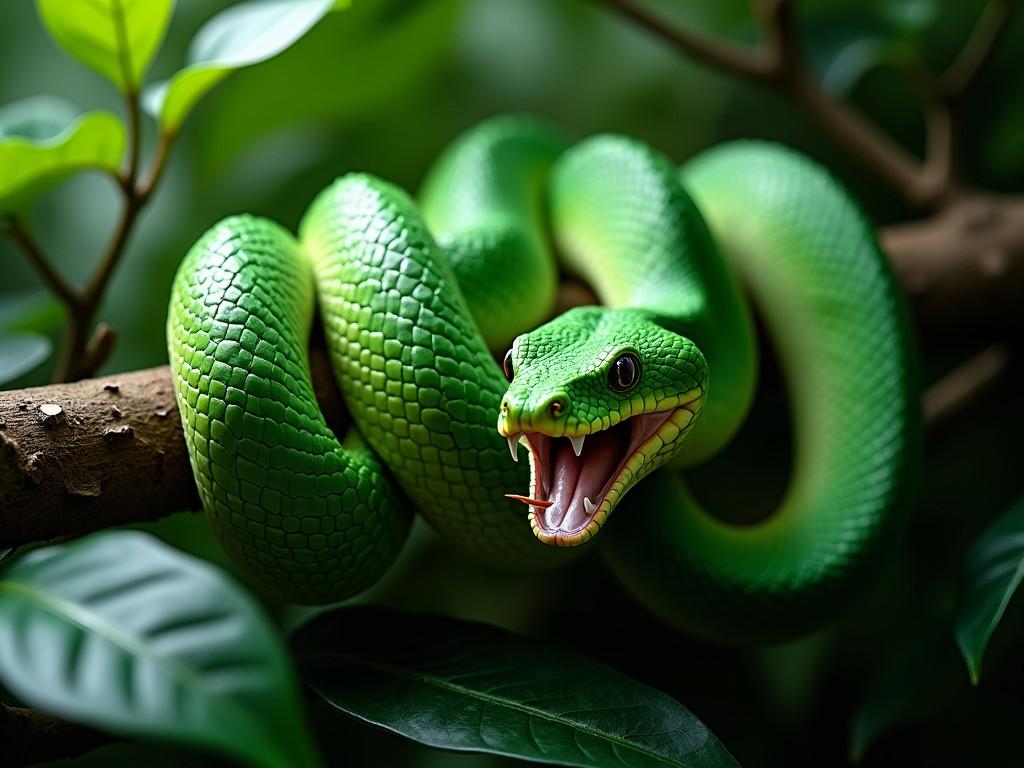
540;427;625;534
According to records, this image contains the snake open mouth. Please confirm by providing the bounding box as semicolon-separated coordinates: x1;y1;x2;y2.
504;401;700;546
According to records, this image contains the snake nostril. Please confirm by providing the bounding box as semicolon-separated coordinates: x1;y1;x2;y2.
500;399;509;415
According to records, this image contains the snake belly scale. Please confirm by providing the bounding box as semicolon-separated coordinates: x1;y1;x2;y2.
168;116;917;639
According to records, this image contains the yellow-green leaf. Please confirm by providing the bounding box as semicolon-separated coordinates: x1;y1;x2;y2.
0;110;125;214
143;0;337;132
36;0;175;92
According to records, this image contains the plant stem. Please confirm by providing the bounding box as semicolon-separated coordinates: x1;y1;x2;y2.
3;219;80;310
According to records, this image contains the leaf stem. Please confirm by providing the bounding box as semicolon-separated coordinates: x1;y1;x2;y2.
3;218;80;310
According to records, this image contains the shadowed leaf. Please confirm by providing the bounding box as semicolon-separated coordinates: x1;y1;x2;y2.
293;607;739;768
0;334;51;384
955;497;1024;684
0;532;319;768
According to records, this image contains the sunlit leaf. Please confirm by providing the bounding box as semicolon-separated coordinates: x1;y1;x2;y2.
954;498;1024;684
194;0;459;173
0;334;51;384
36;0;175;91
0;532;319;768
0;109;124;213
143;0;339;132
293;607;739;768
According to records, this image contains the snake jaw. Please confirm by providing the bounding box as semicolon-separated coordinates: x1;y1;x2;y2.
507;392;703;547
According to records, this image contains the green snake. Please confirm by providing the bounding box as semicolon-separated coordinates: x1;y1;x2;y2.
167;116;917;640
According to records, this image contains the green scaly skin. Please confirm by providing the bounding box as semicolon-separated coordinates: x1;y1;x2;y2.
168;116;917;639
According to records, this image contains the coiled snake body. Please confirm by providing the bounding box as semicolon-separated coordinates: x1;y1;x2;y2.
168;117;917;640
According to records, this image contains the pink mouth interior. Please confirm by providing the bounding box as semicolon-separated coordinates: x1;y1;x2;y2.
523;409;679;536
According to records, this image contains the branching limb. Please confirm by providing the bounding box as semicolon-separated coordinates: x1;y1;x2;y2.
600;0;1018;212
3;218;80;310
2;94;176;383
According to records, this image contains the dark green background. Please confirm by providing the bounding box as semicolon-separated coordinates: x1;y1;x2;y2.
2;1;1022;766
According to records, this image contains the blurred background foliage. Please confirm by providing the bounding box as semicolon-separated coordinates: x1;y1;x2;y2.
1;0;1023;766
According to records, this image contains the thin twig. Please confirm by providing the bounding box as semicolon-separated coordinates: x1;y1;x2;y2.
604;0;773;79
3;218;80;310
119;90;141;192
923;344;1009;427
137;130;175;204
599;0;1015;212
941;0;1015;99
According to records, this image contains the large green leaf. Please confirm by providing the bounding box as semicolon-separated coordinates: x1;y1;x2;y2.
0;106;124;213
36;0;175;91
0;334;51;385
293;607;739;768
954;498;1024;684
0;532;319;768
143;0;338;132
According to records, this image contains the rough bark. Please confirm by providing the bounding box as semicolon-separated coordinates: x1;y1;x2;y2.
0;350;347;550
883;194;1024;331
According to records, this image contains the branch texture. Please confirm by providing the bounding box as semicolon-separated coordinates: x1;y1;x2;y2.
0;351;346;550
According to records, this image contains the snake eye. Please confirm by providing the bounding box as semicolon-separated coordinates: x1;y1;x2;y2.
502;349;515;382
609;352;641;392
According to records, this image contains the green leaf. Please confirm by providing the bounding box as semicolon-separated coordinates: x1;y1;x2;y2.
0;532;319;768
293;607;739;768
0;108;125;213
954;498;1024;684
143;0;337;132
0;289;64;336
0;334;51;384
876;0;939;35
36;0;175;92
0;95;78;140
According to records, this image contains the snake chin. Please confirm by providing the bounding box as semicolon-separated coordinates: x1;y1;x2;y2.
510;403;700;547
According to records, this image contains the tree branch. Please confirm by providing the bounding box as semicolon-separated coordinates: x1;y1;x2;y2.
600;0;1018;212
940;0;1015;99
47;96;176;383
3;218;80;311
0;350;348;550
923;344;1010;428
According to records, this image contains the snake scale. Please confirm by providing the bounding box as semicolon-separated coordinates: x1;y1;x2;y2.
168;116;917;640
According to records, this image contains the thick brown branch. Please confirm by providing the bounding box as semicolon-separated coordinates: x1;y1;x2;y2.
0;702;116;766
0;351;347;550
882;194;1024;329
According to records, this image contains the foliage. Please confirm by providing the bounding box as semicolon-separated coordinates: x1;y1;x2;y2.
293;607;738;768
0;532;318;767
954;497;1024;684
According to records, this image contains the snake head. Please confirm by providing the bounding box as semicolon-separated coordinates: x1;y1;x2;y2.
497;306;707;546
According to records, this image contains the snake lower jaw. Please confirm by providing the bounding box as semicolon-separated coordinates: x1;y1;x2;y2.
511;402;701;547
